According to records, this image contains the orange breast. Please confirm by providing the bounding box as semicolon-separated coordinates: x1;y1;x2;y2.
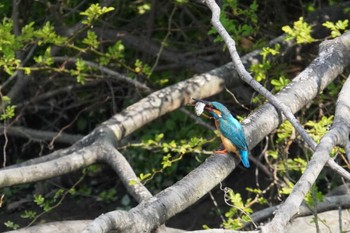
220;135;239;155
214;120;239;155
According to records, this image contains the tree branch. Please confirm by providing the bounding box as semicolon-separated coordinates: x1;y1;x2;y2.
203;0;350;172
0;124;83;144
52;57;151;92
250;194;350;225
0;145;100;188
82;49;350;231
262;76;350;232
2;21;350;233
100;144;153;202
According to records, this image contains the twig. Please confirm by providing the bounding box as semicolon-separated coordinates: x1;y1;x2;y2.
203;1;350;231
204;0;314;151
0;124;83;144
148;6;177;77
52;56;151;92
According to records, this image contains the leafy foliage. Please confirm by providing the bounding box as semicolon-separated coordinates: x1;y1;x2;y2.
208;0;258;44
322;19;349;38
282;17;315;43
0;96;16;120
4;221;19;230
250;43;280;82
223;189;254;230
0;0;349;231
80;4;115;25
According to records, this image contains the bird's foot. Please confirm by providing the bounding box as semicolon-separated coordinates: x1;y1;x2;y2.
213;149;228;154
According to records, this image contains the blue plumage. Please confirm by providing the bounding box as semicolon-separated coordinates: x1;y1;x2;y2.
208;102;250;168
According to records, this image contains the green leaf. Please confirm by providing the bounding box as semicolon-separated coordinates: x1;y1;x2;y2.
108;40;124;59
305;115;333;142
282;17;315;44
23;67;31;75
267;150;278;159
155;133;164;142
271;75;290;91
137;3;151;15
4;221;20;230
20;21;35;42
0;105;16;120
100;40;124;65
80;3;115;25
34;47;53;66
34;194;45;206
129;179;139;186
34;22;66;45
260;44;280;62
2;95;11;103
20;210;37;219
97;188;117;203
161;155;172;169
83;30;99;49
139;172;152;181
134;59;151;76
323;19;348;38
250;61;271;82
70;58;88;84
246;187;262;194
277;121;294;143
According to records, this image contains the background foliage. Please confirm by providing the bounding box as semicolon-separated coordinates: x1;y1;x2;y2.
1;0;349;231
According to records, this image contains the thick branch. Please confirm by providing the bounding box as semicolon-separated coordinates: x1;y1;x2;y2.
2;28;348;232
250;194;350;225
2;21;350;233
5;220;91;233
83;55;350;232
82;154;241;232
100;144;153;202
0;145;100;188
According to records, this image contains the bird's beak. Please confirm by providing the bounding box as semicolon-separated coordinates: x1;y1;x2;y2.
191;98;213;107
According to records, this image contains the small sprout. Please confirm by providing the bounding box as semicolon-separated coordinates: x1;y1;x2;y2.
195;102;206;116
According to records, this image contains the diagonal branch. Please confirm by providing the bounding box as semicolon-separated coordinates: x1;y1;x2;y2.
100;144;153;202
262;76;350;232
2;20;350;232
82;45;350;231
204;0;348;159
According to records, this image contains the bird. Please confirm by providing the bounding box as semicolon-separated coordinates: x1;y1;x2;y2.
192;98;250;168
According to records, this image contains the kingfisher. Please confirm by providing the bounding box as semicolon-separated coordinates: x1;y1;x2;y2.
192;99;250;168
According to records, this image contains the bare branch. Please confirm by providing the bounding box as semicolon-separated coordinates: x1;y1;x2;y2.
206;1;350;184
83;65;350;232
2;17;350;232
93;28;217;73
52;57;151;92
5;220;91;233
0;124;83;144
0;145;100;188
262;76;350;232
250;194;350;225
82;154;241;233
100;144;153;202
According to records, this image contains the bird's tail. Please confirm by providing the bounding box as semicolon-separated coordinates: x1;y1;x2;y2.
240;150;250;168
